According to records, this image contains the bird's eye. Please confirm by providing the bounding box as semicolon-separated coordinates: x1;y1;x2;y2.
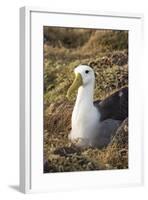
85;70;89;74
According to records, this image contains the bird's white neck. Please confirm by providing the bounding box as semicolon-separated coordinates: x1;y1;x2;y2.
75;82;94;108
71;82;95;133
70;80;101;145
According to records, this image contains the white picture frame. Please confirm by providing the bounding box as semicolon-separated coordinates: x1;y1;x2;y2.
20;6;144;193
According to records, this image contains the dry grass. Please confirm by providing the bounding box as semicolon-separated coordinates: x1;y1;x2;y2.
43;27;128;172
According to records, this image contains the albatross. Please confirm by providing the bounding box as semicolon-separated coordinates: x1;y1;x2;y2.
66;65;128;148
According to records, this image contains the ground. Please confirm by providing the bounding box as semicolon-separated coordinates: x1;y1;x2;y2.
43;28;128;172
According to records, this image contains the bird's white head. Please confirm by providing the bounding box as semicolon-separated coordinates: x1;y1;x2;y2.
74;65;95;86
67;65;95;99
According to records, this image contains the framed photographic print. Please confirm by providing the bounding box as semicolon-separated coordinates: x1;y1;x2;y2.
20;7;144;193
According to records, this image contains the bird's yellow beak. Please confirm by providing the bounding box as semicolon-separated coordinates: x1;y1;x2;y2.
66;72;83;100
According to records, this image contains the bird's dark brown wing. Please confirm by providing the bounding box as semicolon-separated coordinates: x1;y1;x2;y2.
94;87;128;121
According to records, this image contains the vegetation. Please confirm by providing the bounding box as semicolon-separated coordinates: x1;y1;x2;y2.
43;27;128;172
